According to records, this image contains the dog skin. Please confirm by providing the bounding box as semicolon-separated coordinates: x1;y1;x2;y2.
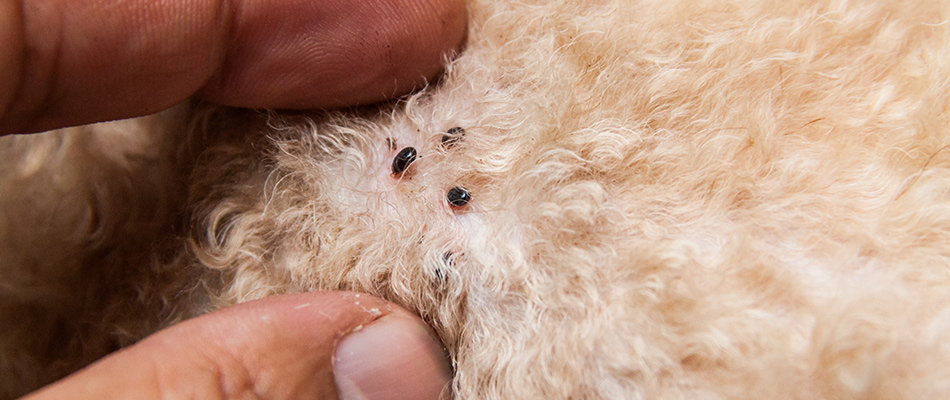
4;0;950;398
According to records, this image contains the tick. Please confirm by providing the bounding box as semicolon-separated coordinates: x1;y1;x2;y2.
392;147;417;175
436;252;454;280
441;127;465;147
447;186;471;207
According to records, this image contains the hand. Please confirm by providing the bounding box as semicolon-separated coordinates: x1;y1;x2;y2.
0;0;467;134
24;292;453;400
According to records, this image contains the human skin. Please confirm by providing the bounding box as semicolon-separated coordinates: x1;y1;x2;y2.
0;0;467;134
23;292;455;400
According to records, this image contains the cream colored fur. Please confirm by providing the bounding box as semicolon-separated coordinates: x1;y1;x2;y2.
3;0;950;398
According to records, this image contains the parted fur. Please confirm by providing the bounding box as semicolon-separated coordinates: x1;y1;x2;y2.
3;0;950;398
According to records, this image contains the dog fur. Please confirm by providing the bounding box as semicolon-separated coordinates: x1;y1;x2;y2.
3;0;950;398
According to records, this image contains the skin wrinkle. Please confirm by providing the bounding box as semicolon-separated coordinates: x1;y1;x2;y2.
142;353;169;400
4;0;62;133
217;0;238;103
233;355;262;400
185;309;259;400
198;0;282;103
212;367;231;400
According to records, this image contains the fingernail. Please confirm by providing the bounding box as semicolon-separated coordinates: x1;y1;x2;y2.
334;314;453;400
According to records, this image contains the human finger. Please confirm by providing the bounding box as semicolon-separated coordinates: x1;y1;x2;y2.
0;0;467;134
23;291;453;400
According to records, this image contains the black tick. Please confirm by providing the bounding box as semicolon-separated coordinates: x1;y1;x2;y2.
441;127;466;147
392;147;417;175
447;186;471;207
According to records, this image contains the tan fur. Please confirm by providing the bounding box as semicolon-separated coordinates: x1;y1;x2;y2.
3;0;950;398
0;105;201;397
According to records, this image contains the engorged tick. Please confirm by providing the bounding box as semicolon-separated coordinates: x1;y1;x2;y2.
392;147;417;175
447;186;471;207
441;127;466;147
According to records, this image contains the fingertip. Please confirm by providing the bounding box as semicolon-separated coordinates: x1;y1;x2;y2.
334;313;454;400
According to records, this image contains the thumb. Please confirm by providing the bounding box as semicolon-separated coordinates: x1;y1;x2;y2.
23;291;453;400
